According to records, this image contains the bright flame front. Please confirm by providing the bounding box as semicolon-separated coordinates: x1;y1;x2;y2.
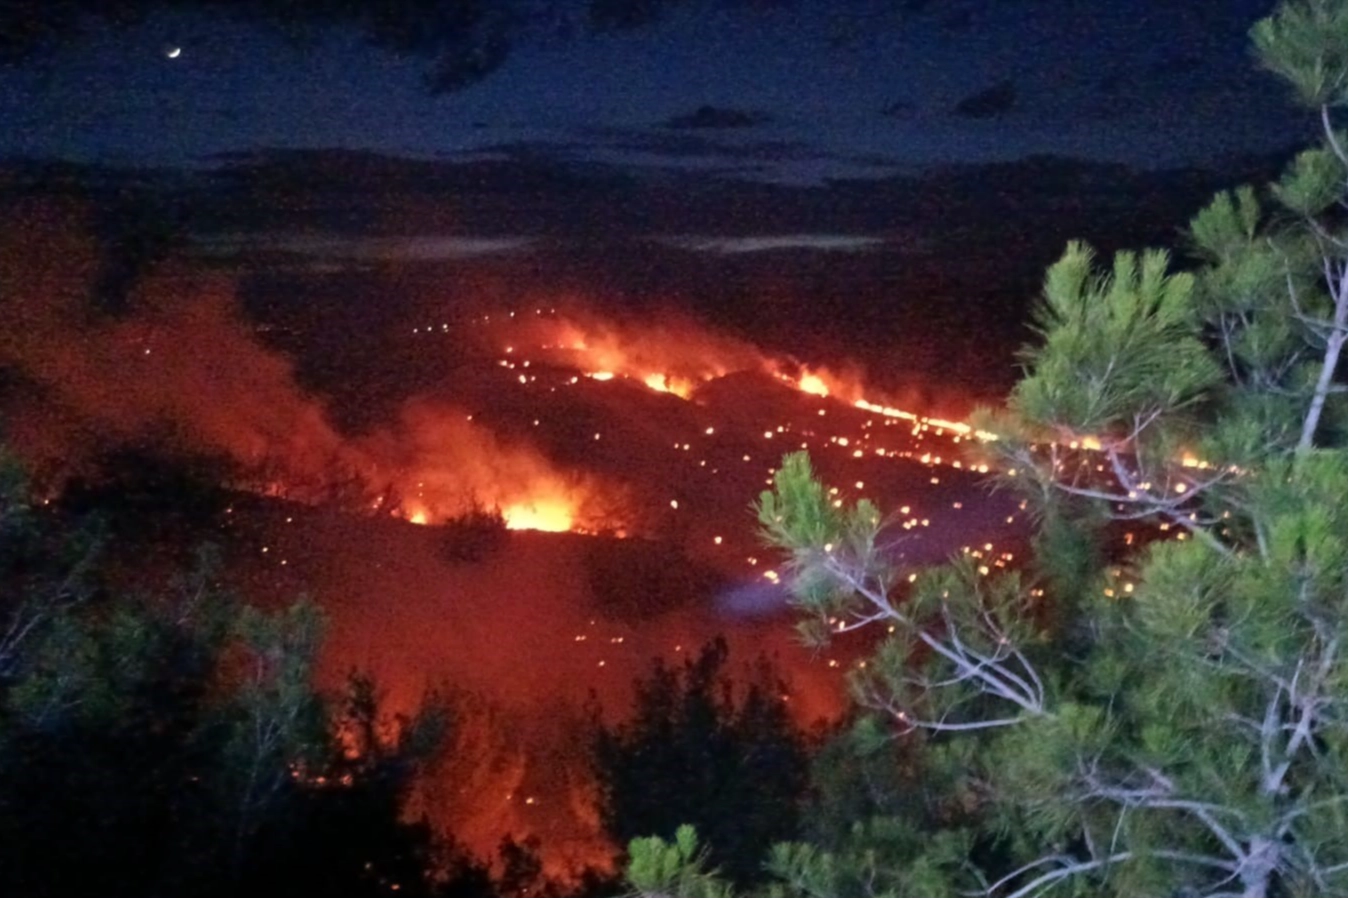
502;500;576;533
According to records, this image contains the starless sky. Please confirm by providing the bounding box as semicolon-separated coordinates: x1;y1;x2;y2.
0;0;1310;183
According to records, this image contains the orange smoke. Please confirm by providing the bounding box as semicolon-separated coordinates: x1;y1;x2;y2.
0;201;609;535
354;399;602;532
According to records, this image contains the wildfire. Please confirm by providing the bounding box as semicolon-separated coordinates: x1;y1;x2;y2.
505;312;995;443
501;499;576;533
853;399;999;442
642;372;695;399
797;373;831;397
390;482;587;535
385;485;588;534
392;493;581;533
496;312;759;401
479;310;1019;476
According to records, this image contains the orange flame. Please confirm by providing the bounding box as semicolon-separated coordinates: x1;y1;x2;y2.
797;373;830;397
506;312;999;444
642;372;695;399
501;312;761;401
501;499;576;533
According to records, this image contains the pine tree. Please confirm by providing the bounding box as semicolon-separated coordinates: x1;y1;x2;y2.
592;639;809;888
631;2;1348;895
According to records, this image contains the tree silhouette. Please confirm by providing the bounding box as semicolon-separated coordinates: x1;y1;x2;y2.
0;449;486;894
592;638;808;886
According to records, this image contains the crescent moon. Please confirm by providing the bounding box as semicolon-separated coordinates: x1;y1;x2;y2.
166;46;182;59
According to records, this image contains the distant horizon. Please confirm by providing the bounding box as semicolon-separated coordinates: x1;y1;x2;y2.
0;0;1310;185
0;136;1305;187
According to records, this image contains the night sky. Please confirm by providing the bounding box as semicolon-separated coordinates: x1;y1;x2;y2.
0;0;1307;182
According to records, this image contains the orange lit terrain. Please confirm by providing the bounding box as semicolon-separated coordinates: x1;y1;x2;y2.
209;304;1033;875
0;142;1293;886
0;206;1032;880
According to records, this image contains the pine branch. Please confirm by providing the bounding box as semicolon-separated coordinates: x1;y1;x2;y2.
818;553;1048;725
1297;253;1348;452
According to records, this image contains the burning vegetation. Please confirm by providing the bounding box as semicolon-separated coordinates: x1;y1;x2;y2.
0;199;1034;883
1;200;1016;555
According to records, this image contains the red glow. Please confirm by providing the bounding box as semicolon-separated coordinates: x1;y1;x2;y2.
3;205;1036;888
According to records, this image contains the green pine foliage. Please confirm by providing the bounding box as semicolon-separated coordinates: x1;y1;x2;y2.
627;825;735;898
1013;243;1219;436
627;2;1348;895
